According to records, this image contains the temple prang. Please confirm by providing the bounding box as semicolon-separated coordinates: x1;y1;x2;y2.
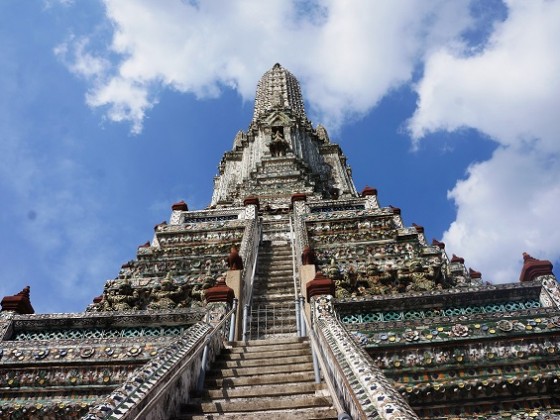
1;63;559;419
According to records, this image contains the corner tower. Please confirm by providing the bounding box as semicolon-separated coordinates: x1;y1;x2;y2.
210;63;357;209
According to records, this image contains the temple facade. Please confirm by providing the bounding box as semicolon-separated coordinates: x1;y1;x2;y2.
1;64;559;420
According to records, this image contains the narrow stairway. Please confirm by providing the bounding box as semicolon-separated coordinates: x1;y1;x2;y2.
175;336;337;419
175;217;338;419
250;229;297;338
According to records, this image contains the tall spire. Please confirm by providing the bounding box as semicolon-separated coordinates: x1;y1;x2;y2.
211;64;357;207
252;63;307;122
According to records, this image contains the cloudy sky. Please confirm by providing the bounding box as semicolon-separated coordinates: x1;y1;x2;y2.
1;0;559;313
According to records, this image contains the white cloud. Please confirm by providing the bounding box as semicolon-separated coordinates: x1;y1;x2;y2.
60;0;472;132
57;0;560;286
54;37;110;79
409;0;560;282
444;147;560;283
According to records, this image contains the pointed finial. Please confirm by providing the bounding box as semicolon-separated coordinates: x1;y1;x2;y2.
1;286;35;314
519;252;553;282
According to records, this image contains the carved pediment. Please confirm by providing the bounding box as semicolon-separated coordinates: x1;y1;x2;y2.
263;111;294;127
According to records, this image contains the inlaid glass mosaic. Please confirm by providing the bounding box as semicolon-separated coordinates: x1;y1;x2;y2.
339;299;542;324
12;325;186;341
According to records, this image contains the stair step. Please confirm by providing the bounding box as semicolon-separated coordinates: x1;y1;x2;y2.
257;253;292;259
208;362;314;378
253;284;293;291
256;270;293;277
253;283;293;290
257;254;292;259
177;406;338;420
250;315;297;324
254;282;293;289
230;337;303;346
258;250;292;253
249;319;297;326
249;326;298;337
250;315;297;322
260;262;291;266
190;394;332;414
253;286;293;294
259;266;292;270
214;355;312;368
250;312;296;320
203;382;322;399
227;343;306;354
205;371;316;387
221;348;310;360
253;295;297;303
253;290;294;295
253;288;293;295
254;276;293;283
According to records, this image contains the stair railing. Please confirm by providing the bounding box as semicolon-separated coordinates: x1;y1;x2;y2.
299;300;351;419
289;216;302;336
309;297;420;420
84;304;237;420
197;299;238;391
241;219;261;342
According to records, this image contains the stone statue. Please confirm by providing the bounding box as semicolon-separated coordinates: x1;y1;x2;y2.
147;274;183;310
270;129;289;157
226;246;243;270
301;246;317;266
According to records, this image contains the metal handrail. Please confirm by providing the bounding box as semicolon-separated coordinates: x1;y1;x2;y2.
290;214;349;417
289;215;300;298
299;305;350;418
249;222;262;304
289;216;302;336
242;221;261;341
242;220;262;307
116;303;238;420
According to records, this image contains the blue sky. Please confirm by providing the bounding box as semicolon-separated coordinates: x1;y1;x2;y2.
1;0;559;313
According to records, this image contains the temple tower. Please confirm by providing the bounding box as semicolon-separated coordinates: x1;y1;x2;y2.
211;63;357;209
1;64;559;420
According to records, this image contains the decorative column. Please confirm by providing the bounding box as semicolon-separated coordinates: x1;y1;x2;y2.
204;277;235;306
170;200;188;225
225;247;243;340
292;193;314;293
300;245;318;293
306;271;335;303
361;186;379;209
302;272;335;325
520;253;560;309
520;252;554;282
0;311;14;341
243;196;259;219
291;193;307;219
412;223;427;246
389;205;404;228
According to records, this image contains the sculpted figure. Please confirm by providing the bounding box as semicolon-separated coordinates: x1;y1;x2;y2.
327;258;342;280
270;130;289;156
111;281;135;311
148;275;181;309
226;246;243;270
301;246;317;266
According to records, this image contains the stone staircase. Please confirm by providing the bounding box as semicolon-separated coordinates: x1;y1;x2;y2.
174;218;339;419
249;221;298;338
175;337;337;419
